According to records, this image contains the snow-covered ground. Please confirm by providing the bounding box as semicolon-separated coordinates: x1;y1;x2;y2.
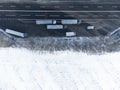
0;48;120;90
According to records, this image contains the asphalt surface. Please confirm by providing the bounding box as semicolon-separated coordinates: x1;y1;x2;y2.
1;12;120;19
0;3;120;19
0;3;120;10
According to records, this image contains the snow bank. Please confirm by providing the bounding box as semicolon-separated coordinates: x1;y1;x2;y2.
0;48;120;90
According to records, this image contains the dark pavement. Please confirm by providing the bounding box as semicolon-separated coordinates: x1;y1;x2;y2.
0;3;120;19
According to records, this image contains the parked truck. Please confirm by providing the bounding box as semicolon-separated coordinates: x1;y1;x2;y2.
61;19;82;24
47;25;65;29
36;19;82;25
36;19;54;25
5;29;28;38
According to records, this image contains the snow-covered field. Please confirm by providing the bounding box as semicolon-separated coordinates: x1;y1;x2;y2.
0;48;120;90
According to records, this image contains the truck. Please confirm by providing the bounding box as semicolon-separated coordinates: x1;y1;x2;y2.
61;19;82;24
5;29;28;38
36;19;53;24
36;19;82;25
47;25;65;29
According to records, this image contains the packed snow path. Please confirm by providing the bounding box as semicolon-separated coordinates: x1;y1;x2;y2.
0;48;120;90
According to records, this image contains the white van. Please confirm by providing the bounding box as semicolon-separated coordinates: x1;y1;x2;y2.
66;32;76;37
87;26;95;30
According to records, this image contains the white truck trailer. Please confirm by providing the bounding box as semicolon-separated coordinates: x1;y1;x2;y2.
47;25;64;29
61;19;81;24
36;19;53;24
5;29;28;38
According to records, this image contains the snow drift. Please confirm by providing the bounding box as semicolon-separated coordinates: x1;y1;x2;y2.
0;48;120;90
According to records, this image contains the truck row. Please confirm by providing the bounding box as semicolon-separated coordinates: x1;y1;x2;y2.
5;19;95;37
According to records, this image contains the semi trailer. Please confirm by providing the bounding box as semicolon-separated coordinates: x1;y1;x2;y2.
5;29;28;38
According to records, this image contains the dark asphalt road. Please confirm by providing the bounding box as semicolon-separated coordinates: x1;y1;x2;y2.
0;3;120;19
0;3;120;11
0;12;120;19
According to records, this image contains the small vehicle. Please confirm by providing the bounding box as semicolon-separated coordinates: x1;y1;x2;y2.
81;23;95;30
87;26;95;30
66;32;76;37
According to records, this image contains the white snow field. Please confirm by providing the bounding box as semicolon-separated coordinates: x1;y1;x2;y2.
0;48;120;90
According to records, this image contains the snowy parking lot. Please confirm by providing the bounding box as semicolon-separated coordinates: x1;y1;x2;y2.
0;48;120;90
